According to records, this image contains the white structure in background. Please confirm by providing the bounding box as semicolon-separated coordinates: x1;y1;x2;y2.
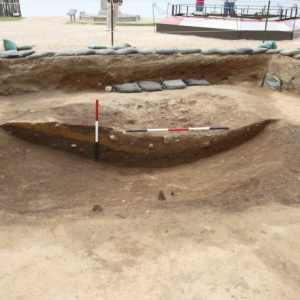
80;0;140;23
106;0;122;30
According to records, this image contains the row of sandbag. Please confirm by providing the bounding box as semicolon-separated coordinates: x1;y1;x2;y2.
113;79;210;93
1;46;299;60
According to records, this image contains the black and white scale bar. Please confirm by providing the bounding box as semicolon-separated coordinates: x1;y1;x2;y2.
126;126;230;133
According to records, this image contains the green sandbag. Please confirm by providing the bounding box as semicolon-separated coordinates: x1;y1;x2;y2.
114;83;142;93
54;49;95;56
201;48;219;55
18;50;35;58
115;47;138;55
138;81;162;92
17;45;34;51
112;43;132;50
155;48;178;55
94;49;115;55
236;47;253;55
259;41;277;49
251;48;268;54
217;48;236;55
280;49;300;57
178;48;202;54
137;48;156;55
3;39;18;51
184;79;210;86
294;54;300;60
88;43;107;50
162;79;186;90
0;50;19;58
27;51;56;59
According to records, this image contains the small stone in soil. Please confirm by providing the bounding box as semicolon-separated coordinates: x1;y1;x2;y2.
92;205;104;214
158;190;167;201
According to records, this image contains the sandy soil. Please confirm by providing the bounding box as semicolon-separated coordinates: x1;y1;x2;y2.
1;18;300;300
0;17;300;50
0;83;300;299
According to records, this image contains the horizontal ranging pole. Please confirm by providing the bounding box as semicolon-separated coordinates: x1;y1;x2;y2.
126;127;230;133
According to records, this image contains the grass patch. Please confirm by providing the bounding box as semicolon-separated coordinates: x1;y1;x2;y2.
0;17;23;22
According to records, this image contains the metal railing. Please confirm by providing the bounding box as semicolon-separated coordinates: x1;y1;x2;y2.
171;3;299;21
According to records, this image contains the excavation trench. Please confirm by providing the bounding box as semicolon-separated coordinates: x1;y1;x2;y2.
2;119;276;167
0;54;274;95
1;53;299;166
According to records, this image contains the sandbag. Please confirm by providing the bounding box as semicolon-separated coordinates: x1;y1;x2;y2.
114;83;142;93
236;48;253;55
294;54;300;60
201;48;219;55
3;39;17;51
115;47;138;55
178;48;202;54
266;49;281;54
184;79;210;86
88;43;107;50
112;43;132;50
94;49;115;55
259;41;277;49
251;48;268;54
137;48;156;54
162;79;186;90
0;50;19;58
280;49;300;57
54;49;95;56
138;81;162;92
155;48;178;55
18;50;35;58
217;48;236;55
27;51;56;59
17;44;34;51
263;73;282;92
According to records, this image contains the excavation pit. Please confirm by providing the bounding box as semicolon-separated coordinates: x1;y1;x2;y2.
0;53;299;166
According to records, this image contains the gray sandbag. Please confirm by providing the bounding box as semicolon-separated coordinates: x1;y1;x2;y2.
54;49;95;56
137;48;156;54
217;48;237;55
94;49;115;55
201;48;219;55
0;50;19;58
294;54;300;60
251;48;268;54
162;79;186;90
17;44;34;51
115;47;138;55
138;81;162;92
114;82;142;93
184;79;210;86
88;43;107;50
27;51;55;59
18;50;35;58
236;47;253;55
155;48;178;55
263;73;282;92
112;43;131;50
266;49;281;54
178;48;202;54
280;49;300;57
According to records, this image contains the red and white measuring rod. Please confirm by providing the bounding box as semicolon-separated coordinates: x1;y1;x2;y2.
95;100;100;161
126;126;230;133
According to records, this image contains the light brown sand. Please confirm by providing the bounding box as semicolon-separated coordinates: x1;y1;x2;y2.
0;17;300;50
